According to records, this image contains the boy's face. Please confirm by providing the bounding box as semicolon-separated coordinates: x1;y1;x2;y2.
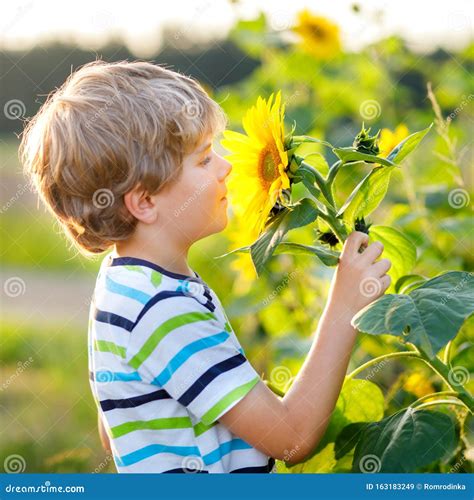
157;133;232;244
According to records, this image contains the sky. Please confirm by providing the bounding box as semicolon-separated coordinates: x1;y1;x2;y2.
1;0;473;56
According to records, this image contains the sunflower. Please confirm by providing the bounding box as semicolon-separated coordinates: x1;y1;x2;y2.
378;124;409;157
403;371;435;399
221;92;290;239
293;10;341;60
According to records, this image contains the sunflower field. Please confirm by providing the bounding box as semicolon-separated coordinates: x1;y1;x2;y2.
1;6;472;475
212;9;474;473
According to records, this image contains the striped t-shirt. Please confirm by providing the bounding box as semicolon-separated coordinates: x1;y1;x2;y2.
88;253;274;473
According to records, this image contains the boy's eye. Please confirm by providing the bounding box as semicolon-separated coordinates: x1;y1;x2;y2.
200;155;212;166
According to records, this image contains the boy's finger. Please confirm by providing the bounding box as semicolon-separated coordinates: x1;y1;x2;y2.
361;241;384;263
371;258;392;277
341;231;369;258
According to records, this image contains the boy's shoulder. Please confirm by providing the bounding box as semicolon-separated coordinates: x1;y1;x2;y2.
93;254;219;327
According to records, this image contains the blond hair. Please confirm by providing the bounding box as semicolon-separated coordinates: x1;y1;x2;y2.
20;59;227;255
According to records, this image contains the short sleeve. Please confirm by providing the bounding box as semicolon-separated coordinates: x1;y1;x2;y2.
125;295;260;425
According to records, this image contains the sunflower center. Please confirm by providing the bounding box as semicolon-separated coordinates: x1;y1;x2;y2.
309;25;326;40
258;146;279;184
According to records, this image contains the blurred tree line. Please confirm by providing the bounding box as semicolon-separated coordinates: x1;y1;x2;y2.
0;32;259;135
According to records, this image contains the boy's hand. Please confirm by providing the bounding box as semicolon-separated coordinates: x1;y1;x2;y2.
329;231;391;318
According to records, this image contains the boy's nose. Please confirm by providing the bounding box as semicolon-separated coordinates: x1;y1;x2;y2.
219;156;232;180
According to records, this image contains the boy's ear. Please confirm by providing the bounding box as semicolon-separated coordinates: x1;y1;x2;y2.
123;187;159;224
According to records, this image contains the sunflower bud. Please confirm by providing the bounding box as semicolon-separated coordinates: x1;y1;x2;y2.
316;229;339;247
354;217;372;234
353;124;381;156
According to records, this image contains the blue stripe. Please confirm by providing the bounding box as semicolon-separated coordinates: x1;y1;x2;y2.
116;444;200;467
151;331;229;387
105;276;151;305
133;291;215;329
202;439;252;466
100;389;171;412
94;370;141;382
94;309;134;332
178;353;247;406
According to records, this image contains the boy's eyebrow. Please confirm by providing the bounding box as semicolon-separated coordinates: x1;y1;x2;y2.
196;142;212;154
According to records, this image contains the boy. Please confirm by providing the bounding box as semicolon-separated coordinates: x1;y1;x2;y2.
20;60;391;473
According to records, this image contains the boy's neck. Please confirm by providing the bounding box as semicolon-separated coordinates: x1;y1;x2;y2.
114;231;193;277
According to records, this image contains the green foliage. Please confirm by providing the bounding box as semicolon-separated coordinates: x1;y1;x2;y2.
352;272;474;359
369;225;417;293
351;408;457;472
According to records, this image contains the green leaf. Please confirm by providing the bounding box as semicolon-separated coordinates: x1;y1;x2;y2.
369;225;417;293
278;443;337;473
386;124;433;164
309;378;385;457
335;422;368;460
394;274;427;294
352;271;474;358
332;147;395;167
250;198;320;275
273;242;340;266
352;408;456;472
292;164;322;199
337;167;395;224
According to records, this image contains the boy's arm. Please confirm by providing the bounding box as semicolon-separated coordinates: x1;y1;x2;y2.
97;413;112;454
219;231;391;464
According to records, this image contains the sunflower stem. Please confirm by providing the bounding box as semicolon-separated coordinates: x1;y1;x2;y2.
299;161;335;207
348;351;421;379
415;345;474;413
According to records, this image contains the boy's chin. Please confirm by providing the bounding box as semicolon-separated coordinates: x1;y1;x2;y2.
195;216;228;241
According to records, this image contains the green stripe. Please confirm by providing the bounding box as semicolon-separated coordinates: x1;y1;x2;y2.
201;377;260;426
124;265;147;276
94;340;126;358
150;270;162;287
128;311;216;369
111;416;192;438
193;421;216;437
